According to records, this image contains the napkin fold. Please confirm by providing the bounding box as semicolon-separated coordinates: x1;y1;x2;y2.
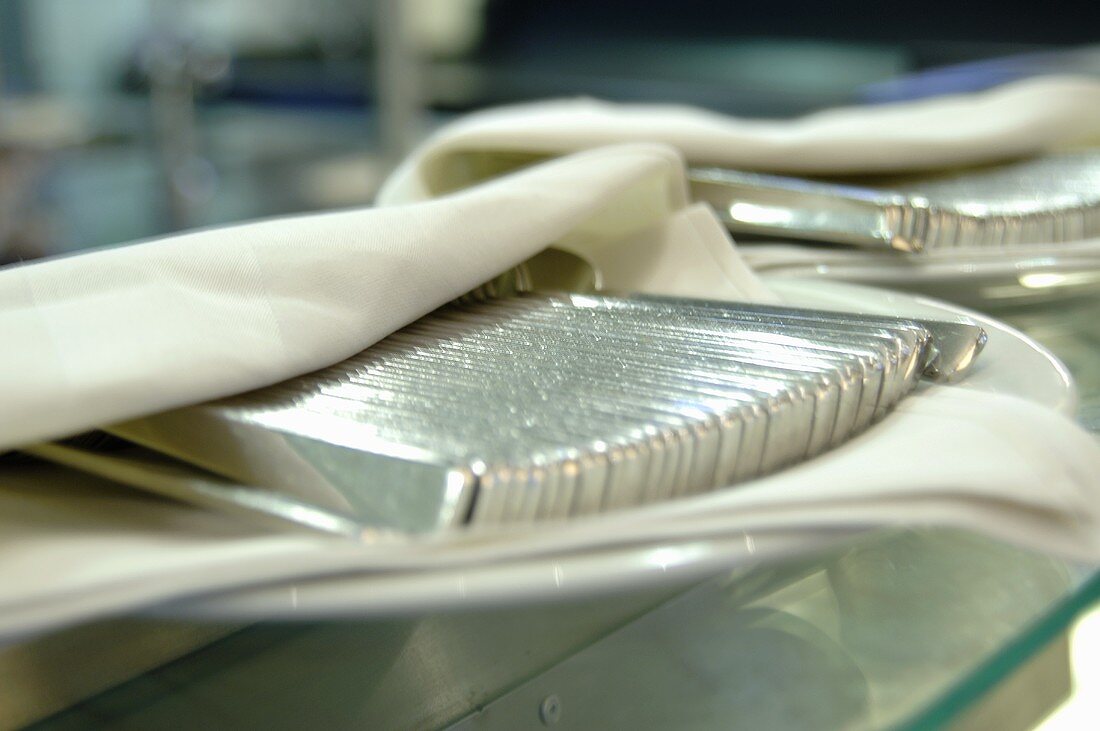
379;75;1100;204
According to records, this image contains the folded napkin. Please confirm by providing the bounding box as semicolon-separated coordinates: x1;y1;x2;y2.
1;83;1099;635
379;75;1100;204
0;144;692;450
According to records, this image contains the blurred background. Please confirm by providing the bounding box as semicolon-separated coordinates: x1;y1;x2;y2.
2;0;1100;265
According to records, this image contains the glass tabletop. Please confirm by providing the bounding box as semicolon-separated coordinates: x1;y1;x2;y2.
13;532;1094;730
12;290;1100;731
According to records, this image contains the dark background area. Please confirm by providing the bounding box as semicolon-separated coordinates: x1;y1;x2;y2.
1;0;1097;262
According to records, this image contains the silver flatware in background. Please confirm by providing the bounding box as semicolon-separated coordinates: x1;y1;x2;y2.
690;150;1100;253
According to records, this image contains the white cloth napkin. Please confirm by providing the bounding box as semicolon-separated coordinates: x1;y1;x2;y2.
0;82;1099;636
379;75;1100;203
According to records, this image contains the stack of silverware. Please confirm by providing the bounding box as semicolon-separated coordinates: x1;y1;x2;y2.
108;292;986;535
690;150;1100;253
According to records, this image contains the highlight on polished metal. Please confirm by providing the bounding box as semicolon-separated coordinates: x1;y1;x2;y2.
689;150;1100;253
98;292;986;535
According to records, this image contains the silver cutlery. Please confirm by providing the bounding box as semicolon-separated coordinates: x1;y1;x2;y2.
100;292;985;535
689;150;1100;253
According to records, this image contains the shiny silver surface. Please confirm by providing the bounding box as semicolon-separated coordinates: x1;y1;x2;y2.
690;150;1100;253
106;293;983;535
622;293;988;383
